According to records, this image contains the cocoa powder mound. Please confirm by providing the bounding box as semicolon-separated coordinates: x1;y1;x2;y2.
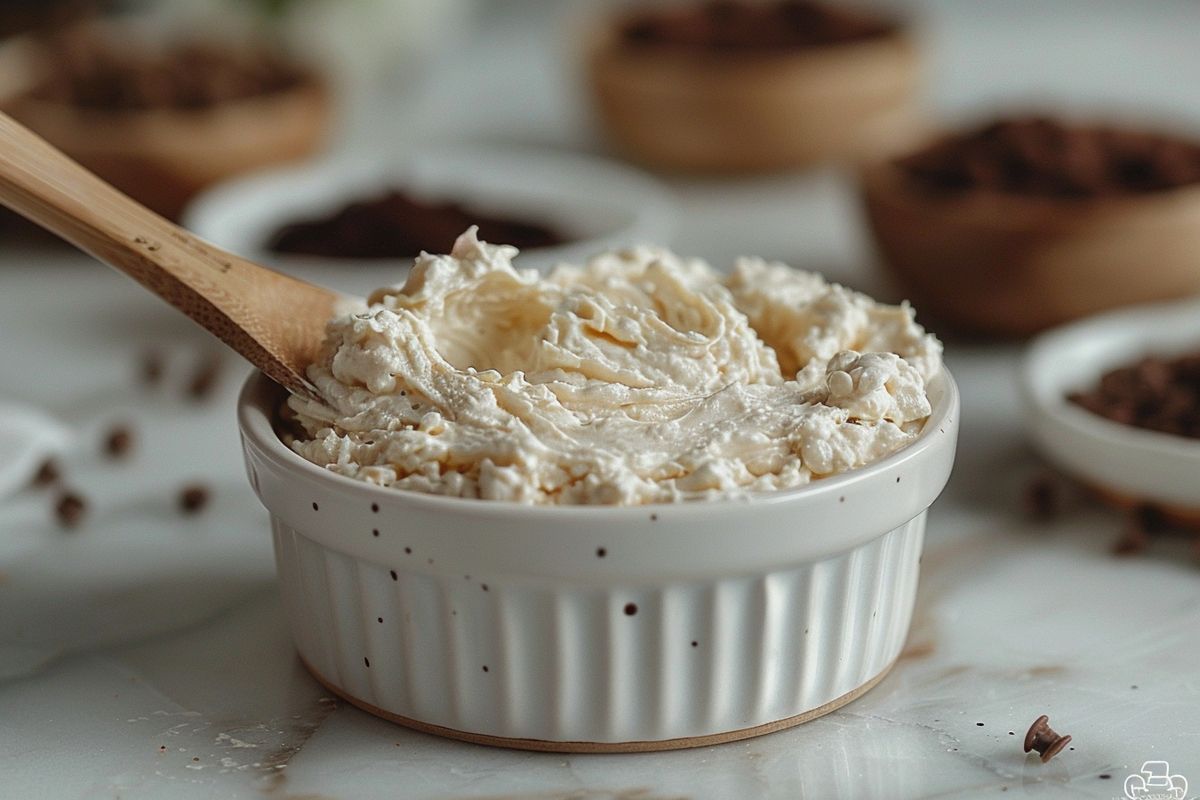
618;1;896;53
898;117;1200;198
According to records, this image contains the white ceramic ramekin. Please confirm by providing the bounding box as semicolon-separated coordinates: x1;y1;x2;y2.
238;369;959;752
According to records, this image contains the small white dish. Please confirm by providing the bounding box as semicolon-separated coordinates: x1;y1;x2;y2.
185;144;677;296
1023;296;1200;511
238;368;959;751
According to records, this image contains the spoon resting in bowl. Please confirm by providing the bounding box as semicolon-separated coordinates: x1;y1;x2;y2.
0;111;341;400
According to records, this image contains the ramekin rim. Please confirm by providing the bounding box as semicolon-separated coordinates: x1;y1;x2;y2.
238;367;959;520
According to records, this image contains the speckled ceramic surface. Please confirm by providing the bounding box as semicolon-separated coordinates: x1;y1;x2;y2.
238;371;959;748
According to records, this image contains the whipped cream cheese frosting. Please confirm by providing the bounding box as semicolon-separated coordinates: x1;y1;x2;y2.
287;228;943;505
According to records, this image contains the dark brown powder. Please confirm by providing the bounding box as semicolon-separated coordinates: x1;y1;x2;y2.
31;30;309;111
898;117;1200;198
267;191;568;261
618;1;895;52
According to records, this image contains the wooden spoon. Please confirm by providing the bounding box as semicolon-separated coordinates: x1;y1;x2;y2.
0;111;341;399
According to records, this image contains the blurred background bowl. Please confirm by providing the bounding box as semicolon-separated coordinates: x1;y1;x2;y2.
585;5;925;173
861;153;1200;337
0;16;332;221
1023;296;1200;518
185;143;678;296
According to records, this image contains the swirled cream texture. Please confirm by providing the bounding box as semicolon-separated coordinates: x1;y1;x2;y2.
287;229;943;504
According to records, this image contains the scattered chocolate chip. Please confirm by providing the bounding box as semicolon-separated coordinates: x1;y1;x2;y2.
55;491;87;529
31;458;59;488
389;570;397;581
1113;504;1167;556
140;350;164;386
1023;473;1061;520
178;484;210;514
363;657;370;668
596;547;607;558
1024;714;1071;763
1112;528;1149;556
186;354;222;400
482;665;489;672
624;603;638;616
103;425;134;459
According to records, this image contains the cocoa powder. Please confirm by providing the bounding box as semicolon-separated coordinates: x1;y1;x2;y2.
618;1;895;53
898;117;1200;198
268;191;568;261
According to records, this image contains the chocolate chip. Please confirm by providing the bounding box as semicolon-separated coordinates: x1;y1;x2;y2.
55;491;87;529
140;350;164;385
31;458;60;488
1023;473;1061;521
178;484;210;514
32;33;310;112
1023;714;1071;763
186;354;222;400
103;425;134;459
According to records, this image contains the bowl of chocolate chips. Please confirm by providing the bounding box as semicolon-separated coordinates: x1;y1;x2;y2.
861;116;1200;337
185;144;676;295
0;20;331;219
1024;296;1200;522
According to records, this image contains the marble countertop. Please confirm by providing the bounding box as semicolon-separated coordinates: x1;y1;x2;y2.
2;1;1199;798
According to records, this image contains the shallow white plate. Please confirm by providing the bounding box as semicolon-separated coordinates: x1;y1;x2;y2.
1022;296;1200;510
184;143;677;296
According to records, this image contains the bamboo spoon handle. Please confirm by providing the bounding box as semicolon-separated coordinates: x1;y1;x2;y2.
0;111;339;399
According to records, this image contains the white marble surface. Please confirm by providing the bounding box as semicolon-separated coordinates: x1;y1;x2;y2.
3;2;1200;798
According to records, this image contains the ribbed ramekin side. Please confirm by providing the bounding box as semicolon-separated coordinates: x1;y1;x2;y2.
271;512;925;744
